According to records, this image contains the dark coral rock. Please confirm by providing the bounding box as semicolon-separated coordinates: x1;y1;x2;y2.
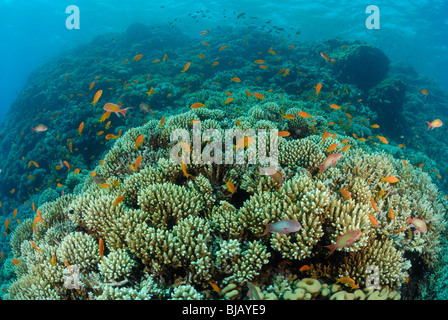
367;78;407;138
126;22;151;42
332;44;390;92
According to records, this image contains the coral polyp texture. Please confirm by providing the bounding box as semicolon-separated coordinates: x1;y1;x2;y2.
0;25;447;300
3;97;447;300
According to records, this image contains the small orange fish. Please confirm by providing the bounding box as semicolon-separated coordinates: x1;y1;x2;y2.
99;183;110;188
282;113;296;120
78;122;84;135
30;240;41;252
225;179;235;193
315;83;322;97
135;134;145;150
278;131;290;137
254;60;265;64
330;104;341;110
89;82;95;90
398;144;405;148
426;119;443;130
209;281;221;293
327;143;338;152
231;77;241;82
320;52;336;63
191;103;205;109
159;117;165;127
133;54;143;61
91;90;103;107
340;187;351;200
12;259;21;265
69;142;73;153
181;160;193;179
382;176;399;183
371;124;380;128
253;92;264;100
377;135;389;144
341;145;351;153
368;214;378;226
113;195;124;207
63;160;70;171
219;45;227;51
134;155;143;170
297;111;311;118
181;62;191;73
225;97;234;104
299;265;310;272
389;207;395;220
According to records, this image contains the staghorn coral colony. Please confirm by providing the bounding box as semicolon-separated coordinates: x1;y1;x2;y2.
0;25;448;300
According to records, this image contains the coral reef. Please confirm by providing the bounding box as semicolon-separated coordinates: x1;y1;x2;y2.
0;24;447;301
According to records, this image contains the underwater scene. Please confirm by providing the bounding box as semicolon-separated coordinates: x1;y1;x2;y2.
0;0;448;302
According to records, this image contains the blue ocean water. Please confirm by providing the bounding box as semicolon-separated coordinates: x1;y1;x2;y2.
0;0;448;301
1;0;447;121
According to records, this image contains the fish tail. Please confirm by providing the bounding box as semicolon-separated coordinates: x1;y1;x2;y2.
256;222;270;237
323;244;336;256
426;122;432;130
317;165;325;174
31;127;35;133
120;108;129;118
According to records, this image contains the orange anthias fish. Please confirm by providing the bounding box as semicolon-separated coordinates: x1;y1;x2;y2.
133;54;143;61
407;217;427;234
297;111;311;118
181;62;191;73
134;155;143;170
103;103;130;118
32;124;48;133
315;83;322;97
368;214;378;226
324;230;362;256
231;77;241;82
382;176;399;183
78;122;84;135
327;143;338;152
113;195;124;207
320;52;336;63
225;179;235;193
318;153;342;174
191;103;206;109
91;90;103;107
336;277;358;289
257;220;302;236
99;238;104;261
419;88;429;100
159;116;165;127
234;137;255;152
135;134;145;150
225;97;234;104
209;281;221;294
30;240;41;252
340;187;351;200
278;131;290;137
377;135;389;144
426;119;443;130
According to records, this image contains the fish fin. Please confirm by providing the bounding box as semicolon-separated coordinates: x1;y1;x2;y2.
426;122;432;131
323;244;336;256
317;165;325;174
255;222;270;237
